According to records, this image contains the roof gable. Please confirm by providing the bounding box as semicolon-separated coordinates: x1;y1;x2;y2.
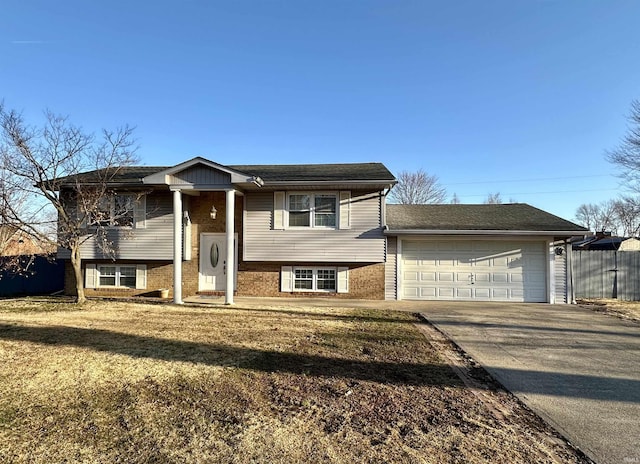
142;157;259;186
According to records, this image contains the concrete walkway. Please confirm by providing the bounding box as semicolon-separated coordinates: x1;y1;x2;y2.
417;302;640;464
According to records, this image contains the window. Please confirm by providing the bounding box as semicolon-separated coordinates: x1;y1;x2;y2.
98;265;137;288
294;268;336;292
92;194;135;227
287;193;337;228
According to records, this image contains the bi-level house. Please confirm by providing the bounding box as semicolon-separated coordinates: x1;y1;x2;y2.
58;157;588;304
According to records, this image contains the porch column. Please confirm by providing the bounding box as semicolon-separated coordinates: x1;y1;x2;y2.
173;189;183;304
225;189;235;304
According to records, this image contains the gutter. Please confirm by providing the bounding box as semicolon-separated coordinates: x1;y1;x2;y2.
263;179;397;186
383;229;589;237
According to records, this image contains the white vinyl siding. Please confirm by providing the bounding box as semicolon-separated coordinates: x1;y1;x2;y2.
385;236;397;300
554;244;568;304
247;191;384;262
61;191;173;260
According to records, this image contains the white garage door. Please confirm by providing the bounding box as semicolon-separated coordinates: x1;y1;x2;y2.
401;240;547;302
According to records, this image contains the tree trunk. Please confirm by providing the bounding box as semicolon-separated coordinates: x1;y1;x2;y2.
70;243;86;304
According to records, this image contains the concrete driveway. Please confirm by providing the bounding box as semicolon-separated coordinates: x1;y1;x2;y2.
415;302;640;464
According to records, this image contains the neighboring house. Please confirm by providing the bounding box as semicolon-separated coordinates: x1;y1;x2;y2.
0;225;54;256
57;157;588;304
572;232;640;251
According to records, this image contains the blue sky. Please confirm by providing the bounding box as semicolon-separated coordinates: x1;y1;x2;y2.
2;1;639;222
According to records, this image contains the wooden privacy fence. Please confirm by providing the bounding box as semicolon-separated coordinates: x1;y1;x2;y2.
572;250;640;301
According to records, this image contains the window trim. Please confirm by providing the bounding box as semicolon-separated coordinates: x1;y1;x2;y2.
286;192;338;229
85;263;147;289
87;192;146;229
97;265;137;288
293;267;337;292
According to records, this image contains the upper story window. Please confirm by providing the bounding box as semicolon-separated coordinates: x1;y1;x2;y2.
287;193;337;228
91;194;135;227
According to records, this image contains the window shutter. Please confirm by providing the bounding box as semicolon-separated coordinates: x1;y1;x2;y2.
337;267;349;293
273;191;285;230
280;266;293;292
134;194;146;229
85;263;97;289
339;191;351;229
136;264;147;290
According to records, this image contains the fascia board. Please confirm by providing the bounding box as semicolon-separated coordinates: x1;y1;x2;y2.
384;229;589;237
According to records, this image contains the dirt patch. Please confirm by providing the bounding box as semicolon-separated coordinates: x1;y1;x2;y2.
577;298;640;323
0;298;589;463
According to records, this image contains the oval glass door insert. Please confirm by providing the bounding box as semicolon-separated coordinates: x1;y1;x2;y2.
210;243;219;267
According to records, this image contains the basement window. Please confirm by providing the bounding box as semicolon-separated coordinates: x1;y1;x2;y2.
294;268;336;292
98;265;137;288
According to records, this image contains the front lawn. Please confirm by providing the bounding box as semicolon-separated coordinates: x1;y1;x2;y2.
577;298;640;323
0;299;583;463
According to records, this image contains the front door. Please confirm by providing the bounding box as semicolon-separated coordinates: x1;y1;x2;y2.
199;233;227;291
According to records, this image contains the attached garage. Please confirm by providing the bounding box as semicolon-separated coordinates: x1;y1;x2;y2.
400;239;547;302
384;204;589;303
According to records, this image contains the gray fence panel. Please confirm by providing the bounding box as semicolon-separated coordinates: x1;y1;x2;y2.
572;250;640;301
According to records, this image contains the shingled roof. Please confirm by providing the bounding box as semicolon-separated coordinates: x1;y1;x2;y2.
57;162;395;186
386;204;587;233
229;162;394;182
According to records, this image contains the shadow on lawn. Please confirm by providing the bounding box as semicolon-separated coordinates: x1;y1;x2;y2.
0;322;458;386
2;322;640;402
211;305;415;325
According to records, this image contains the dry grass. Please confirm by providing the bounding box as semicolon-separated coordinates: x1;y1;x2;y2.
577;298;640;323
0;298;585;463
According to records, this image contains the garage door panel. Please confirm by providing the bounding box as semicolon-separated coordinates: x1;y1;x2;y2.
492;288;509;299
438;272;454;282
456;288;473;298
419;288;436;297
404;271;419;282
421;272;437;281
401;240;547;302
438;288;455;298
474;288;490;298
493;273;508;283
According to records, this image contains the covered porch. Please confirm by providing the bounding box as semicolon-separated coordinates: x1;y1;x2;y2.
143;157;263;304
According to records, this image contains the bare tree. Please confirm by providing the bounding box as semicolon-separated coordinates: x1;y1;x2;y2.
388;169;447;204
575;200;620;234
0;104;138;303
607;99;640;192
484;192;502;204
611;197;640;236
